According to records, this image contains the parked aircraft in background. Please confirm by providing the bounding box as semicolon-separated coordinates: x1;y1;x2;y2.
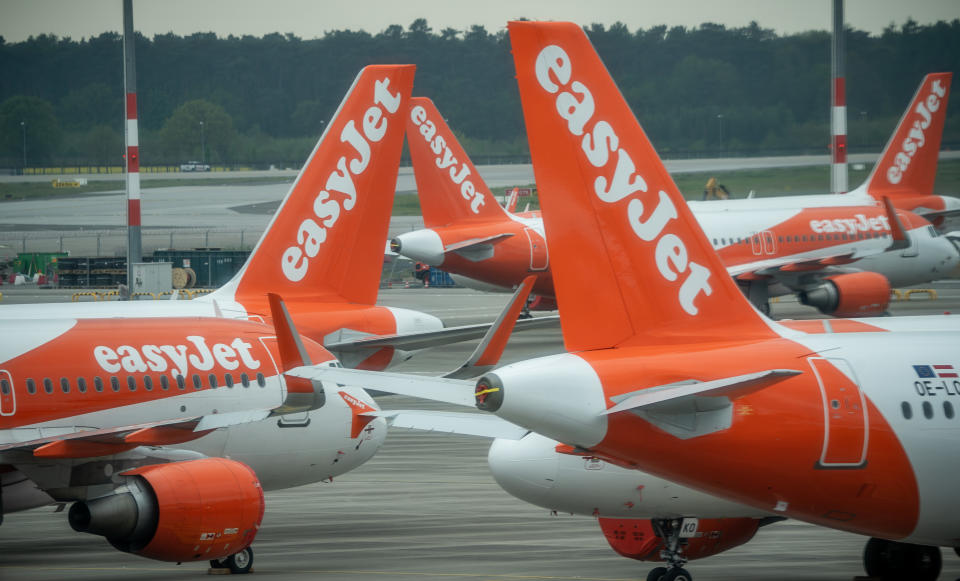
394;77;960;318
292;25;960;581
0;66;523;371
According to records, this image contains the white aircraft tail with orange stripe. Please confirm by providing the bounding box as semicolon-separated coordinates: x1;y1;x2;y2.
508;21;778;351
407;97;513;227
211;65;415;311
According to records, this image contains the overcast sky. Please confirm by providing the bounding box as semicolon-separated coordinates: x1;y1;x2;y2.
0;0;957;42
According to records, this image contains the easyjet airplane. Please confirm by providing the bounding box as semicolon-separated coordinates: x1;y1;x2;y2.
394;76;960;317
289;24;960;581
0;66;517;371
0;292;387;572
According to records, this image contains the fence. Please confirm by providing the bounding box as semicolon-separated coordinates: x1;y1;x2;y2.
1;228;261;258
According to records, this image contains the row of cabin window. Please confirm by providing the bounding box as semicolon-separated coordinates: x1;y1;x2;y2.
12;372;268;396
902;400;956;420
711;231;889;247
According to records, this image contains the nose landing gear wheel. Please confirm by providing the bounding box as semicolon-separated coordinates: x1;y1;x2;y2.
663;568;692;581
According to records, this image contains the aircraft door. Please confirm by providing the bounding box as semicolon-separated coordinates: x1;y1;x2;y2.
0;370;14;416
761;231;776;255
808;357;867;468
258;337;310;427
525;228;549;271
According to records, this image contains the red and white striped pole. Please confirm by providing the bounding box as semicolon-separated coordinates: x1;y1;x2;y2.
123;0;141;292
831;0;848;194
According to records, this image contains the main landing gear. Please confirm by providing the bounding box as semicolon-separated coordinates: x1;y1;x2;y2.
646;519;693;581
210;546;254;574
863;537;940;581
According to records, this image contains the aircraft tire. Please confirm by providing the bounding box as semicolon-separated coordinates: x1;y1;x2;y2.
646;566;668;581
226;546;254;574
663;567;692;581
863;537;940;581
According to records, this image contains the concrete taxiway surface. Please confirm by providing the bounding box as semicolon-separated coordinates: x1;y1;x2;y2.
2;286;960;580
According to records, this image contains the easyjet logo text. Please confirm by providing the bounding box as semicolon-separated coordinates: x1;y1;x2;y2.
94;336;260;377
809;213;891;235
282;77;403;282
887;79;946;185
409;105;485;214
533;45;712;315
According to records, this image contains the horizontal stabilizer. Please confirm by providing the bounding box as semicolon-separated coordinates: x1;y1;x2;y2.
444;233;515;253
602;369;801;416
367;410;529;439
285;366;475;407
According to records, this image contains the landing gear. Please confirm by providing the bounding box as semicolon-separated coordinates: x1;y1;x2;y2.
210;546;254;575
645;519;693;581
863;537;940;581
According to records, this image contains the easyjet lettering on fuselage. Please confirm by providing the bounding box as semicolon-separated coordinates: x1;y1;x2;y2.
809;213;891;235
533;45;712;315
409;105;486;214
94;336;261;378
282;77;403;282
887;79;946;185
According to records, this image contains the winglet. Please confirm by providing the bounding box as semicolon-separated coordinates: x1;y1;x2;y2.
267;292;326;414
210;65;416;310
505;187;520;212
864;73;951;203
882;196;911;251
407;97;513;226
507;21;778;351
444;275;536;379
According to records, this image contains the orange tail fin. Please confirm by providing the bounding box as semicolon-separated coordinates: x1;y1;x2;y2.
864;73;951;200
508;22;776;351
407;97;513;227
215;65;415;307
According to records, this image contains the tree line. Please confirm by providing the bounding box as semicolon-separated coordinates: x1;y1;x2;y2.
0;18;958;169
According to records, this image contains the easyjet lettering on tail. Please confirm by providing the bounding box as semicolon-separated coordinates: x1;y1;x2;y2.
282;77;403;282
887;79;946;185
94;336;260;378
409;104;485;214
534;45;712;315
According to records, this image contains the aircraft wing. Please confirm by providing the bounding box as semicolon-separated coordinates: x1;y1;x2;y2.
286;366;476;407
324;314;558;352
365;409;529;439
0;410;272;458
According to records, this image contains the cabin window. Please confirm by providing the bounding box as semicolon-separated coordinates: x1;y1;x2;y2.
256;373;266;387
192;374;202;390
127;376;136;391
110;376;120;392
77;377;87;393
143;376;153;391
43;378;53;394
26;378;36;395
922;401;934;419
901;401;913;419
160;375;170;390
208;374;218;388
225;374;234;388
241;373;250;388
176;375;186;390
0;379;10;395
94;377;104;392
60;377;70;393
944;401;955;420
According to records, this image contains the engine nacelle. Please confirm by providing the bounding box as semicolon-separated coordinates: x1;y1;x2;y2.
599;517;761;562
69;457;264;563
799;272;890;317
